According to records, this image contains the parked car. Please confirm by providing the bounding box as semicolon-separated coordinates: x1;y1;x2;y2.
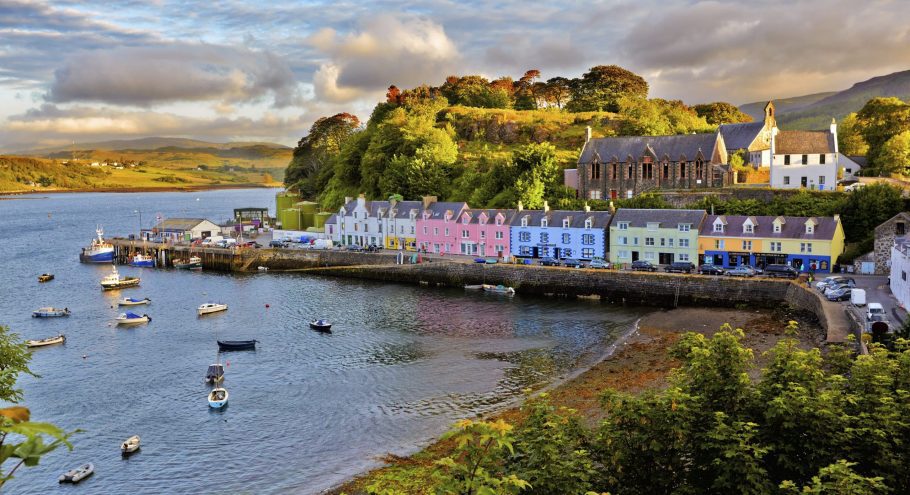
745;265;763;274
698;264;725;275
240;241;261;248
815;276;855;291
562;258;583;268
589;258;610;269
664;261;695;274
268;240;286;248
346;244;364;252
538;257;561;267
763;264;798;278
824;283;853;297
631;260;657;272
844;183;866;192
726;266;757;277
826;287;852;301
366;244;383;252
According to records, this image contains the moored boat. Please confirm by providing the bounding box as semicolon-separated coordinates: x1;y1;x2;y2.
121;435;140;455
205;363;225;384
483;284;516;295
118;297;151;306
309;319;332;332
32;307;70;318
59;463;94;484
38;273;54;282
100;266;140;290
129;253;155;267
116;312;151;325
174;256;202;270
463;284;484;290
208;387;229;408
198;303;228;316
80;227;114;263
26;334;65;348
217;340;257;351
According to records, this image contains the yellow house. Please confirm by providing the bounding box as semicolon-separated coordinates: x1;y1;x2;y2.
698;214;845;273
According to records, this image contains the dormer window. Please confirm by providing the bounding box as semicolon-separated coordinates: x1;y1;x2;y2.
585;219;593;229
773;223;782;233
495;216;502;226
713;222;724;233
617;222;629;230
541;218;548;228
806;224;814;234
521;217;528;227
744;224;754;234
562;219;570;229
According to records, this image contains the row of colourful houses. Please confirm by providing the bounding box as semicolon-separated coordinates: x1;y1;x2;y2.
324;195;845;272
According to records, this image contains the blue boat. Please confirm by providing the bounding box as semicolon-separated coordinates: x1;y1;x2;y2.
32;307;71;318
79;227;114;263
129;254;155;267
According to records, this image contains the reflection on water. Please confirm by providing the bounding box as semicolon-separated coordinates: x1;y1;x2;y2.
0;190;651;495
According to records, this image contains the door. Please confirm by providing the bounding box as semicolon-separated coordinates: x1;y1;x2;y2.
860;262;875;274
659;252;674;264
801;177;808;187
632;251;640;261
553;248;561;259
610;189;618;200
532;247;539;258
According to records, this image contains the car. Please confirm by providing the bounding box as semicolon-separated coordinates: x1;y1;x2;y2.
824;283;853;297
826;287;852;301
346;244;364;252
816;276;855;291
538;257;561;267
745;265;764;274
866;302;886;322
698;264;725;275
366;244;383;252
589;258;610;269
763;264;798;278
240;241;261;248
268;240;287;248
474;258;487;263
631;260;657;272
844;183;866;192
664;261;695;274
726;266;756;277
562;258;583;268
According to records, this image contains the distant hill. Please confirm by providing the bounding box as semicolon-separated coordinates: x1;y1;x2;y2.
740;69;910;130
22;137;290;154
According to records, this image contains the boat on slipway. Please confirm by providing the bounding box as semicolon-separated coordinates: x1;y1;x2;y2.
174;256;202;270
129;254;156;267
32;307;70;318
100;266;140;290
26;334;65;348
80;227;114;263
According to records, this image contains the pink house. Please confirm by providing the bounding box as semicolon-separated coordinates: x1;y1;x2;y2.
416;198;468;254
455;209;516;258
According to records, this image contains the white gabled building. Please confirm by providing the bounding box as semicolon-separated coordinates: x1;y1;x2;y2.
890;239;910;312
770;120;839;190
335;194;389;247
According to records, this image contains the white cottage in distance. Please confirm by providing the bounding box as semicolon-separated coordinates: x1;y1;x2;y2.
769;120;839;190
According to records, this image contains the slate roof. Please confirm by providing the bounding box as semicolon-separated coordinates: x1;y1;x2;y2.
718;122;764;150
388;201;423;219
509;209;613;229
423;201;469;219
578;133;721;164
611;209;706;229
775;130;835;154
151;218;213;231
325;214;337;224
847;155;868;167
700;215;839;240
462;209;518;225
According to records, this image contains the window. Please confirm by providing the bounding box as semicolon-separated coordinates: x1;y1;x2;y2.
520;246;531;255
846;168;853;174
784;176;790;185
562;233;571;244
627;164;633;179
695;160;704;179
742;240;752;250
663;162;669;179
680;162;686;178
582;248;594;258
679;238;689;248
618;250;630;259
819;176;825;185
433;227;439;236
668;238;675;247
903;271;907;281
744;224;753;233
354;224;359;232
633;237;639;245
354;212;358;219
592;162;601;180
480;230;486;239
541;247;550;257
678;253;690;262
642;162;653;180
618;222;629;230
541;219;548;228
519;231;531;242
644;251;655;260
646;222;659;231
660;238;666;247
582;234;595;245
444;228;449;236
495;217;503;226
806;224;814;234
585;219;592;229
617;236;628;245
495;231;503;239
784;155;791;165
773;223;781;233
645;237;655;246
612;163;618;180
678;224;690;232
714;239;725;249
713;222;724;233
589;190;602;200
462;216;469;224
800;242;812;253
521;217;528;227
563;248;573;257
540;233;549;243
897;222;906;236
802;154;808;165
562;219;570;229
820;154;826;164
770;242;781;252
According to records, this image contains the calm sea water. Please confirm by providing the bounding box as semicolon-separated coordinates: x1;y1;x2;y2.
0;189;649;494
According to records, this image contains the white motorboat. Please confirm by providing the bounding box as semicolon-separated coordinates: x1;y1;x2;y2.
208;387;229;408
257;266;269;271
197;303;228;316
118;297;151;306
121;435;140;455
116;312;151;325
483;284;516;295
26;334;65;348
100;266;140;290
32;307;70;318
59;463;94;483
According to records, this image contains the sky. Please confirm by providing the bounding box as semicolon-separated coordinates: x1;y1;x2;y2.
1;0;909;151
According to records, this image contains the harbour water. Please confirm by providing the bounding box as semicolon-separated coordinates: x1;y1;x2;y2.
0;189;651;494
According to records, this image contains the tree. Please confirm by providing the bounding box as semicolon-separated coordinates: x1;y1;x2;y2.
440;75;511;109
544;77;572;109
855;97;910;173
567;65;648;113
514;70;541;110
837;113;869;156
877;130;910;175
386;85;402;105
284;113;361;198
838;183;903;242
693;102;754;125
617;97;712;136
511;142;561;209
780;460;890;495
0;325;35;404
433;419;530;495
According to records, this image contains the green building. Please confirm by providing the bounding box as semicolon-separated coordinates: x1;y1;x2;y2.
609;209;707;267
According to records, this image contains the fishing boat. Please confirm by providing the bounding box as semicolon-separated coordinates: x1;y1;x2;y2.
208;387;229;408
100;266;140;290
118;297;151;306
121;435;140;455
58;463;94;484
483;284;516;296
115;312;151;325
26;334;65;348
309;319;332;332
32;307;70;318
205;363;225;384
174;256;202;270
129;253;155;267
198;303;228;316
79;227;114;263
217;340;257;352
38;273;54;282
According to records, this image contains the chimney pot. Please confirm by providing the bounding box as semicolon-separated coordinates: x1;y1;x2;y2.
543;201;550;213
517;201;523;212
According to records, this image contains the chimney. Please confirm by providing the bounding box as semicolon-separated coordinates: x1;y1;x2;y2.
517;200;523;212
830;118;839;155
585;126;592;143
344;196;353;204
422;195;437;210
608;201;616;215
543;201;550;213
357;193;366;208
584;203;591;213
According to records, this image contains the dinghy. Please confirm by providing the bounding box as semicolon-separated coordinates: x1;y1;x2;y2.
208;387;229;408
119;297;151;306
116;312;151;325
197;303;228;316
217;340;257;352
38;273;54;282
121;435;140;455
59;463;94;484
26;334;65;348
205;363;225;384
483;284;516;295
32;307;70;318
309;319;332;332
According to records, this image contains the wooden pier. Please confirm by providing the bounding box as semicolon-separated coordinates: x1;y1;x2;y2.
106;238;243;271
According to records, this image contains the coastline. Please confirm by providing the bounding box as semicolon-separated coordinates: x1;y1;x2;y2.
0;183;280;197
326;305;824;494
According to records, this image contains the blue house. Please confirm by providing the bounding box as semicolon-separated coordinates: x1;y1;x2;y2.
509;203;612;260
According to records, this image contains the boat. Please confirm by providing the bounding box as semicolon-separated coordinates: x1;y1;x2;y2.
463;284;484;290
198;303;228;316
118;297;151;306
174;256;202;270
121;435;140;455
129;253;155;267
59;463;94;484
32;307;70;318
100;266;140;290
38;273;54;282
309;319;332;332
483;284;516;296
257;266;269;271
208;387;229;408
116;312;151;325
205;363;225;384
80;227;114;263
217;340;257;351
26;334;65;348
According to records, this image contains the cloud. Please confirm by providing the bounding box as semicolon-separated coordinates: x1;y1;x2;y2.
47;43;302;107
310;14;460;103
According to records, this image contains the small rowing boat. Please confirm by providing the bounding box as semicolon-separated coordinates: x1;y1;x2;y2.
59;463;93;484
38;273;54;282
121;435;140;455
32;307;70;318
26;334;65;348
309;319;332;332
208;387;229;408
217;340;257;351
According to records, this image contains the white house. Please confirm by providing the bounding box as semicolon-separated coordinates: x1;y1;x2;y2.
769;120;839;190
890;239;910;311
143;218;221;242
335;195;389;247
380;200;422;250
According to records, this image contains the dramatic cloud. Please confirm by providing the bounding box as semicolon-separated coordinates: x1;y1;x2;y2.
309;15;460;103
47;43;302;107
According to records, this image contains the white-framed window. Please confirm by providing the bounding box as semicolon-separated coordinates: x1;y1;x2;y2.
678;253;690;262
679;238;689;248
644;251;655;260
713;222;724;233
462;230;469;239
521;217;528;227
444;228;449;236
819;176;826;185
715;239;725;249
585;219;593;229
462;216;469;224
645;237;655;246
562;219;570;228
582;234;595;245
519;231;531;242
540;233;549;243
562;233;571;244
434;227;439;236
541;219;548;228
480;230;486;239
589;190;602;200
520;246;531;255
806;224;814;234
660;238;666;247
743;240;752;250
582;248;594;258
618;250;630;259
495;217;503;226
617;222;629;230
773;223;781;233
668;238;675;247
783;176;790;185
801;242;812;253
410;226;415;234
495;231;503;239
744;224;753;233
771;242;781;252
633;237;639;245
563;248;573;257
678;224;690;232
540;247;550;257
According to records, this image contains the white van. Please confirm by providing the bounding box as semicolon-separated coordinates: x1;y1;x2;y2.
866;302;885;321
850;288;866;307
203;235;224;246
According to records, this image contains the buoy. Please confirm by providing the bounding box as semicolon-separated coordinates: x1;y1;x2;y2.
265;304;270;308
82;355;87;359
